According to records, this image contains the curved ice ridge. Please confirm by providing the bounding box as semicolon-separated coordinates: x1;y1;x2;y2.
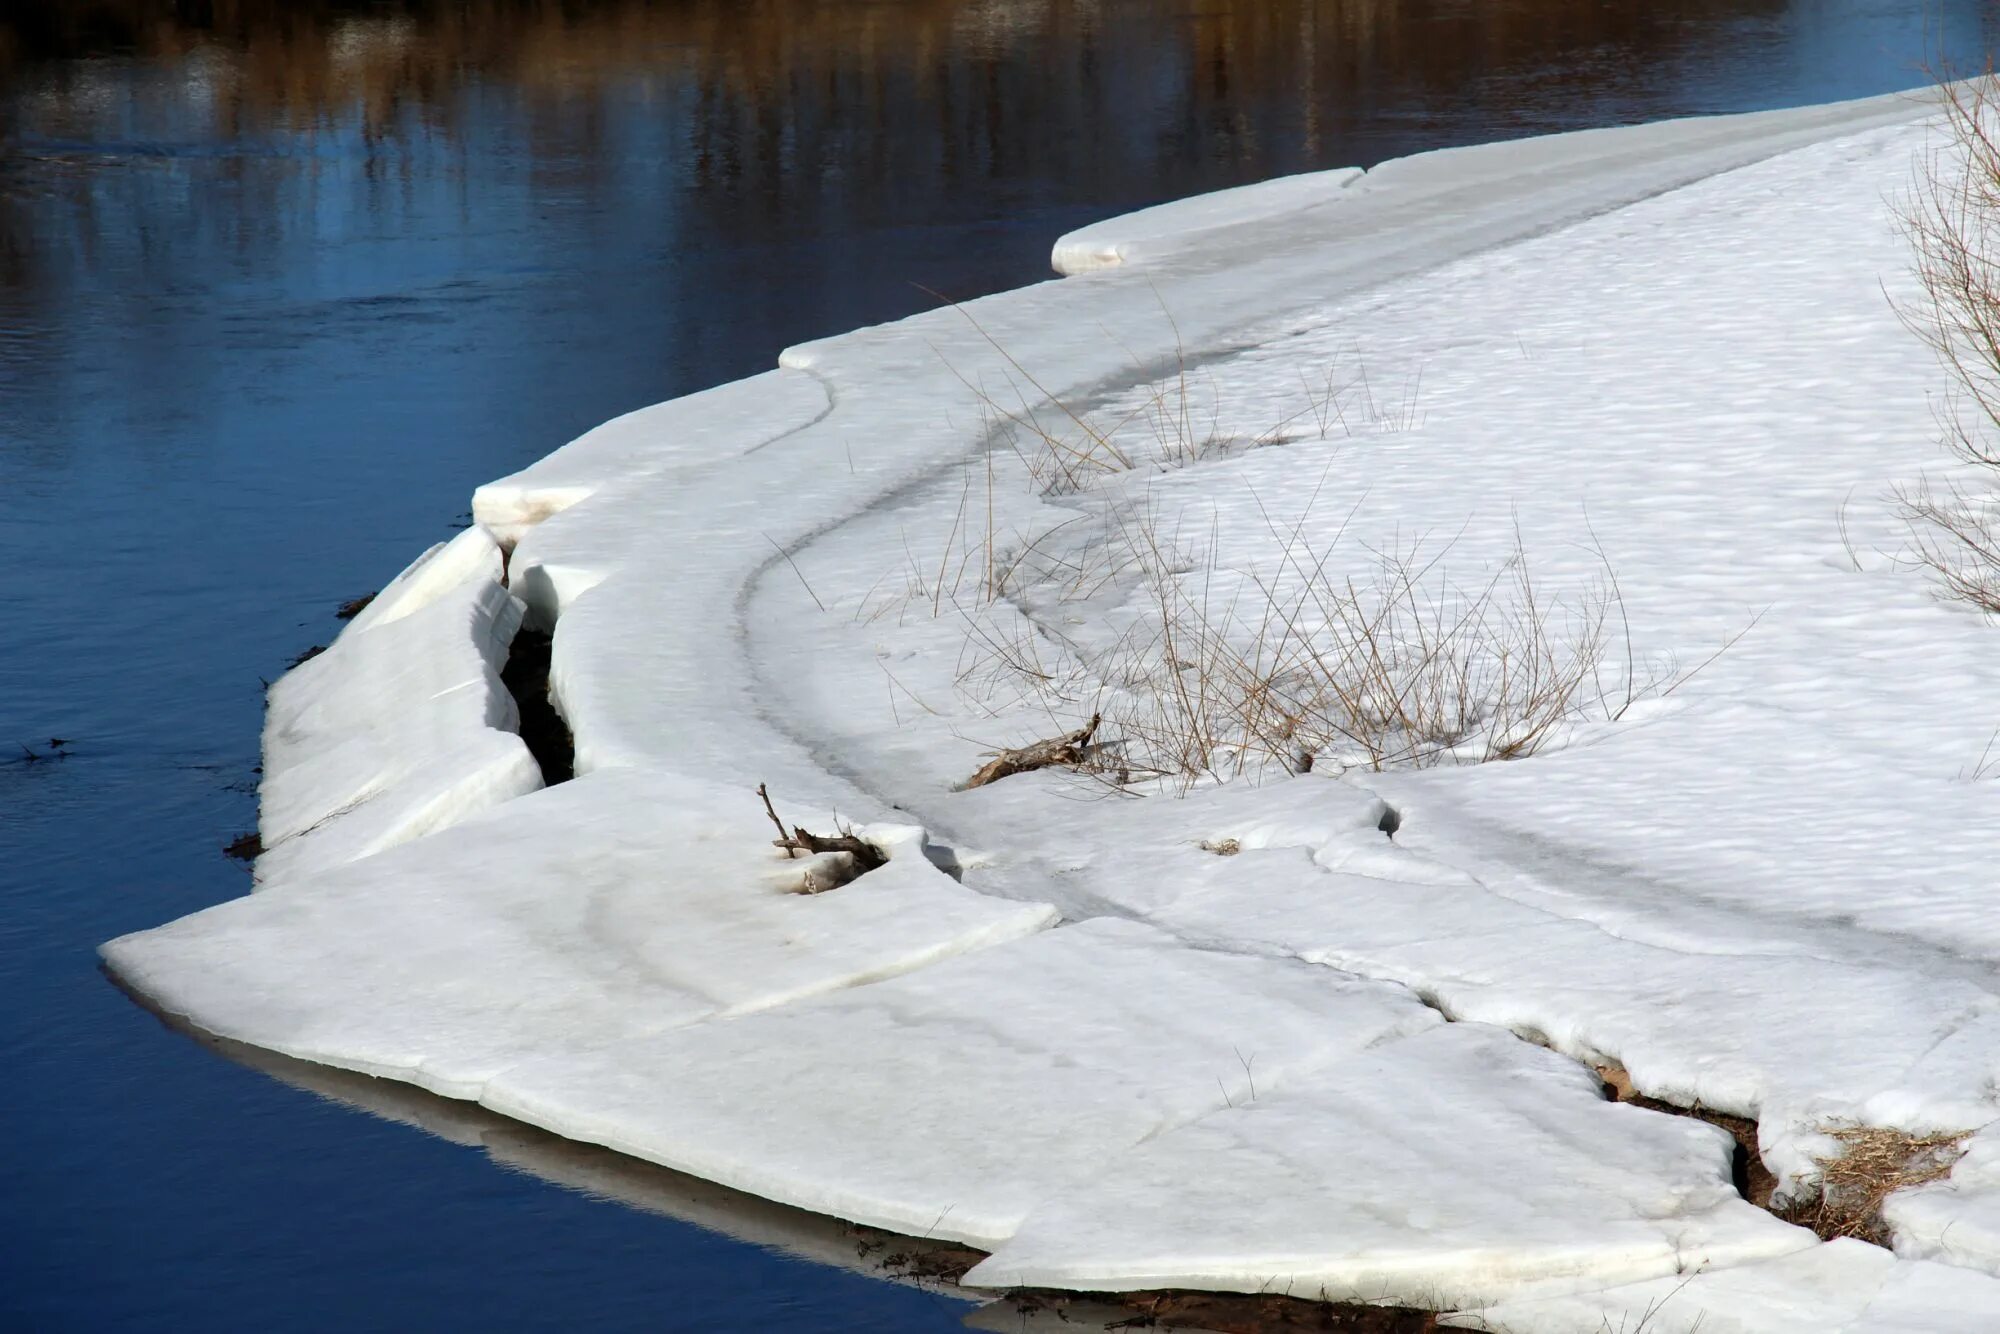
103;86;2000;1329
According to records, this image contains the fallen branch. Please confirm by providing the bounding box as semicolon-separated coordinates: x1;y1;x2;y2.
756;783;887;884
774;824;886;874
961;714;1101;789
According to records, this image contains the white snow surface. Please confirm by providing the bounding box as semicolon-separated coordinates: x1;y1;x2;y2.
109;769;1054;1099
482;917;1440;1248
1447;1238;2000;1333
469;369;830;551
101;85;2000;1326
964;1022;1812;1304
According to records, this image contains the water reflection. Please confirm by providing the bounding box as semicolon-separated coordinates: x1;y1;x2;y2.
6;0;1991;445
150;1006;1014;1321
3;1;1985;294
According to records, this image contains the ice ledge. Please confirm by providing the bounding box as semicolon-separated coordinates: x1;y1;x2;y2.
1047;88;1933;280
1050;167;1365;275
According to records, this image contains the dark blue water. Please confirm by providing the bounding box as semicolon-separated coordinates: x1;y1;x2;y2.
3;2;1994;1329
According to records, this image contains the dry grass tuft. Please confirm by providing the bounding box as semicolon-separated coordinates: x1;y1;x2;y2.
969;499;1692;792
1783;1125;1970;1244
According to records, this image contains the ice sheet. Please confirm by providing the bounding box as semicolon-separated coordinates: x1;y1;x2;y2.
1447;1238;2000;1333
107;768;1055;1099
966;1023;1812;1307
470;369;830;548
483;918;1439;1248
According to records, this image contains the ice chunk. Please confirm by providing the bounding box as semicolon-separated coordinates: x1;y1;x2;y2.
1152;862;2000;1196
482;918;1440;1247
341;524;505;633
1882;1128;2000;1280
257;525;538;884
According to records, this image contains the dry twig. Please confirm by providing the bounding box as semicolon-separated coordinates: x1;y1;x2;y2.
755;783;886;889
960;714;1102;789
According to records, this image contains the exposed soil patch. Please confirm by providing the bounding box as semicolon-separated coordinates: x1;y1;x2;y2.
854;1230;986;1283
288;643;326;668
334;593;375;620
850;1226;1436;1331
500;628;574;786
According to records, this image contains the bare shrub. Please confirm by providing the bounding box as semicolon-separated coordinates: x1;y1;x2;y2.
1900;72;2000;609
976;500;1675;791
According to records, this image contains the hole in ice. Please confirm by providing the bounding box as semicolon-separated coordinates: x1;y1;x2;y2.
920;840;965;882
501;627;574;786
789;850;875;895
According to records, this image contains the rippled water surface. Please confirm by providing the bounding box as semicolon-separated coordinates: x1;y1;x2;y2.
4;2;1996;1329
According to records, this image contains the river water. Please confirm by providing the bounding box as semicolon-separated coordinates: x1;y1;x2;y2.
3;3;1994;1329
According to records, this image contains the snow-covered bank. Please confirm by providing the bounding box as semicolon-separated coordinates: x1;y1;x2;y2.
104;85;2000;1328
